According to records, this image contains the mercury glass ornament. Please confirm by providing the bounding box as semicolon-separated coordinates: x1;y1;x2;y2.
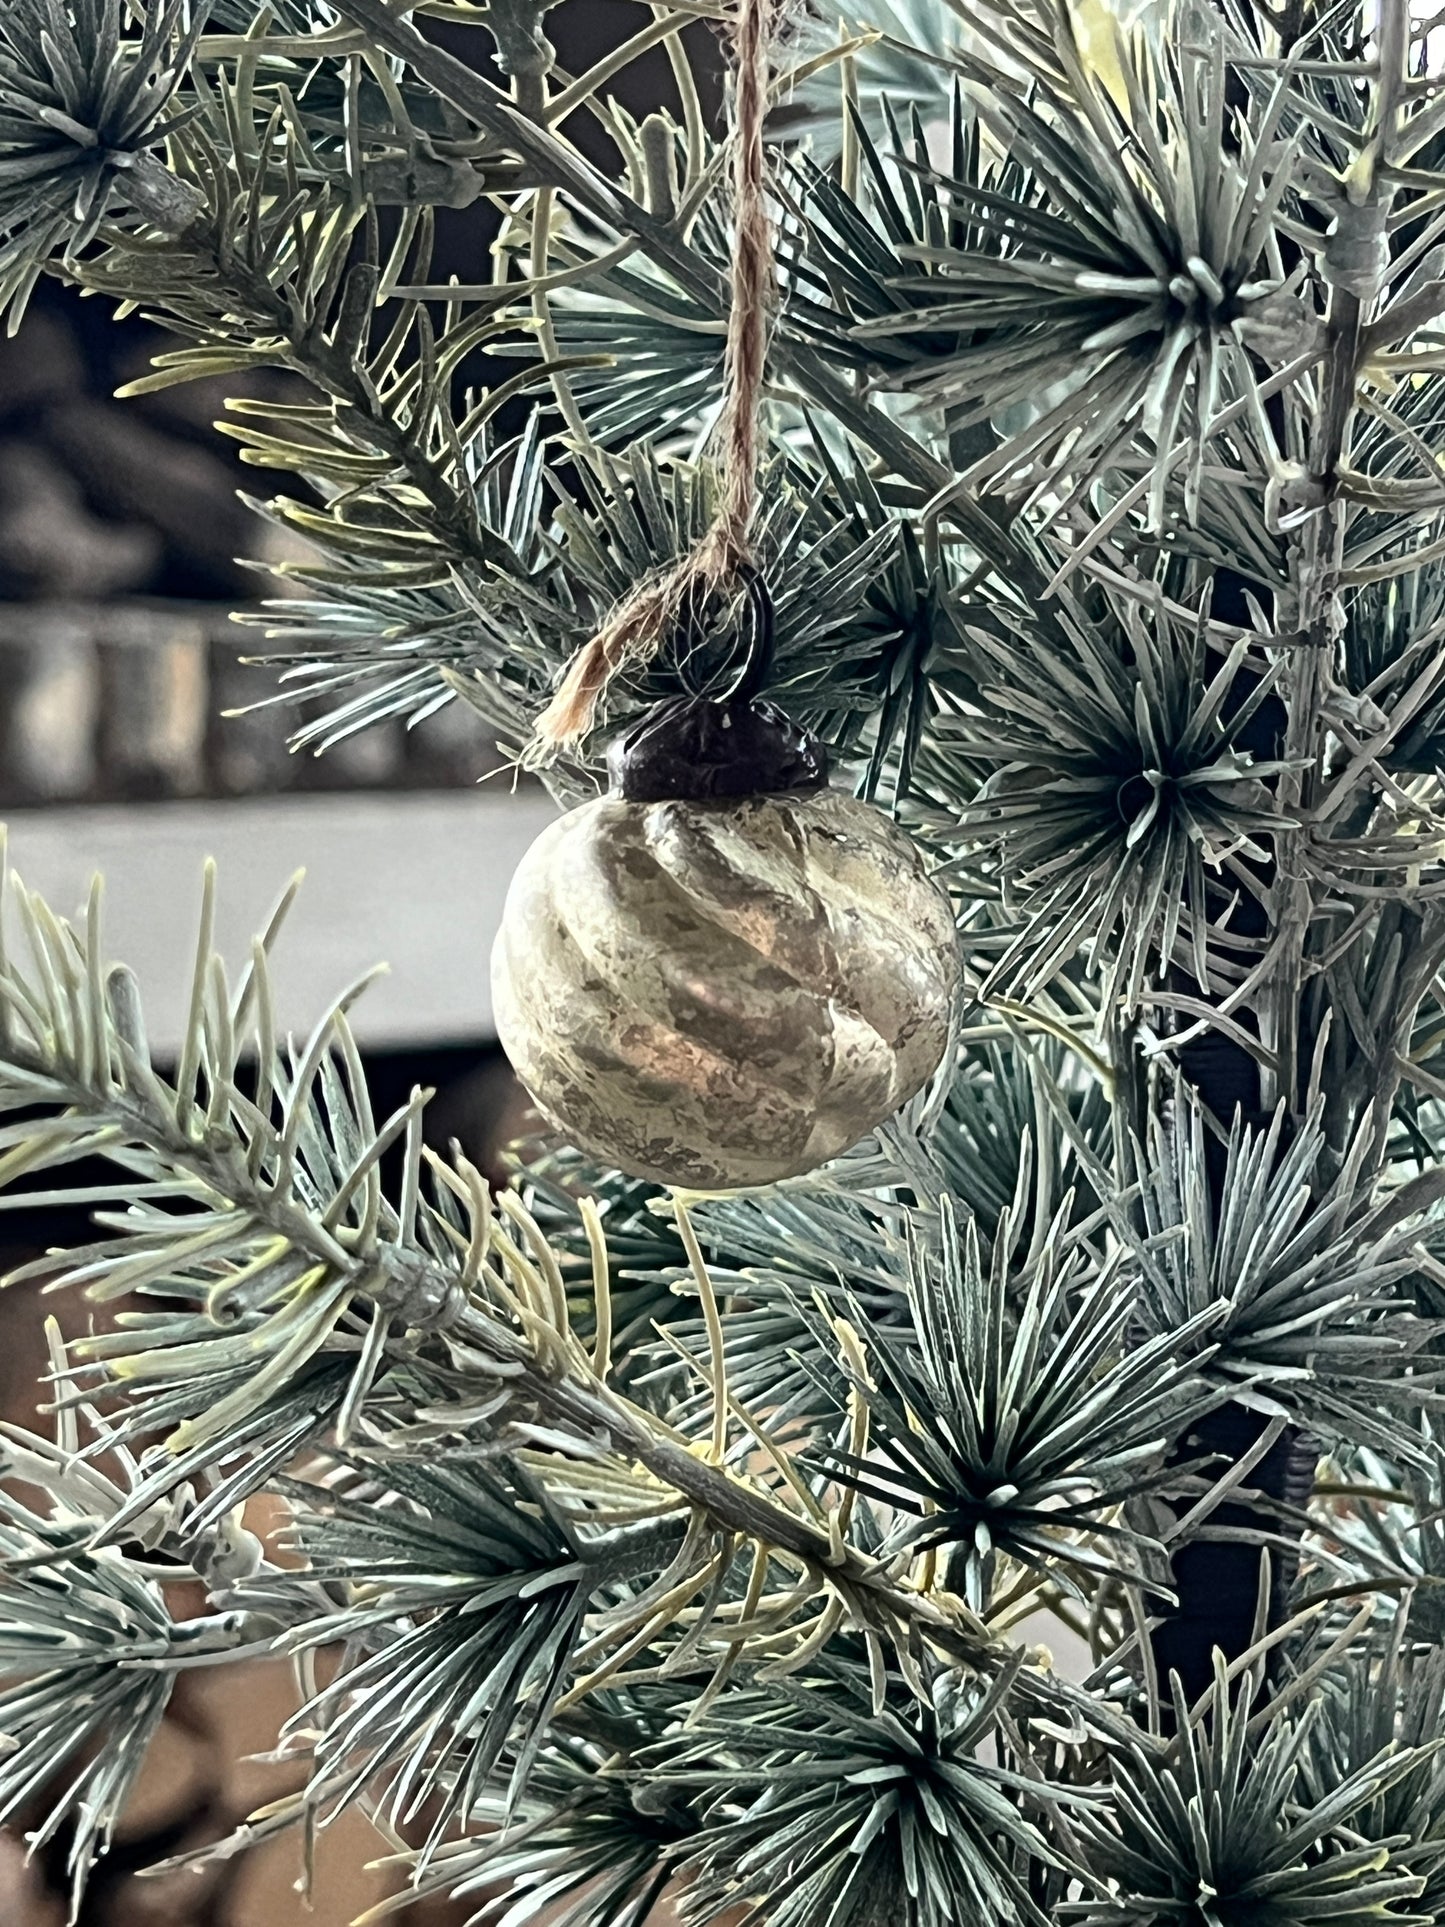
493;592;958;1188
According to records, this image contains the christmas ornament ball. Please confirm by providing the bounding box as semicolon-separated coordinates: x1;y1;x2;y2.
492;753;958;1190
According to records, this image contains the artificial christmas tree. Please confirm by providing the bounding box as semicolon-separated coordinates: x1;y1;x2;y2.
4;0;1445;1922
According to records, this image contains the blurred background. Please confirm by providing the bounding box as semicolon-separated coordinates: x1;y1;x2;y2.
0;5;721;1920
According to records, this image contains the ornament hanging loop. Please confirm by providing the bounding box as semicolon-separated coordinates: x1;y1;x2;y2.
676;565;774;706
525;0;780;764
725;568;774;706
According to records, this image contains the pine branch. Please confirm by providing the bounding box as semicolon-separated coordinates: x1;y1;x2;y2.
87;168;521;585
325;0;1040;594
0;855;1001;1688
0;1332;288;1919
1262;0;1413;1118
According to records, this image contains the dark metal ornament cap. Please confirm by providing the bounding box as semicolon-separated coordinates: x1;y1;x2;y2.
606;693;830;803
603;569;828;803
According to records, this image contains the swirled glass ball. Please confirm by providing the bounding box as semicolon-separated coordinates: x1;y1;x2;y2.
492;784;959;1189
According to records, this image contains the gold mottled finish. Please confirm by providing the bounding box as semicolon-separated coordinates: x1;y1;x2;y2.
492;789;959;1189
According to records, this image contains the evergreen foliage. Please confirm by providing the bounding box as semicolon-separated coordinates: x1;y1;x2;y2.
2;0;1445;1921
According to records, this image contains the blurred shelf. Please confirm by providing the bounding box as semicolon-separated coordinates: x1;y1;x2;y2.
3;789;557;1052
0;597;511;804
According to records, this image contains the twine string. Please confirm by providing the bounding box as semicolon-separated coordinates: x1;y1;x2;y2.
709;0;772;577
526;0;777;762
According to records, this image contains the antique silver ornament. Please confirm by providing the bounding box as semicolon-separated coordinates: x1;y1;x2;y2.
495;576;957;1188
492;783;959;1189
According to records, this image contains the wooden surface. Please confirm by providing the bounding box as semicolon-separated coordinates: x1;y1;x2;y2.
2;790;559;1052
